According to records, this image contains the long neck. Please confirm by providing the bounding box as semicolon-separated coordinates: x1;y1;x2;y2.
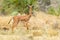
28;6;32;18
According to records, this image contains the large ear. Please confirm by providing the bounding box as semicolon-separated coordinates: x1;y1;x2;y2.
27;5;29;8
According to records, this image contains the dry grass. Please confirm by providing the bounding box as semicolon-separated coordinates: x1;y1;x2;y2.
0;11;60;40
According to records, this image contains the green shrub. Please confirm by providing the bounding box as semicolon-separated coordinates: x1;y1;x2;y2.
2;0;37;15
47;6;58;16
57;5;60;15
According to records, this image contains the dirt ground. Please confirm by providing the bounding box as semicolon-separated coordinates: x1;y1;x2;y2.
0;11;60;40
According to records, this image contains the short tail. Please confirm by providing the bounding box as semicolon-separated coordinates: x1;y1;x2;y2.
8;18;12;24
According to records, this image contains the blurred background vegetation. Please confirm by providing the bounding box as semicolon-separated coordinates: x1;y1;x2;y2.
0;0;37;16
0;0;60;16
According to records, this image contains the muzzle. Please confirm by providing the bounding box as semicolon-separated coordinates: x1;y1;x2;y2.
32;13;36;17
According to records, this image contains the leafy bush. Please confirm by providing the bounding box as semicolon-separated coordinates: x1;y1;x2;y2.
47;6;59;16
57;5;60;15
2;0;37;15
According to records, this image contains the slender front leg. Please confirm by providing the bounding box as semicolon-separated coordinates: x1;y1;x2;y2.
24;21;29;30
12;19;19;32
